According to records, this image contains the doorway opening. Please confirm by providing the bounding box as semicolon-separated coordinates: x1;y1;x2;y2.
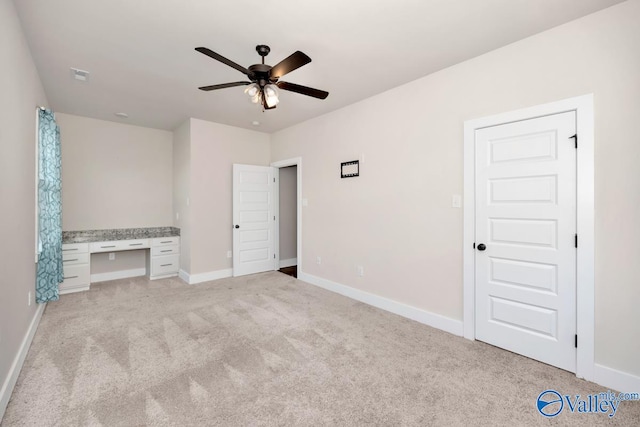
277;165;297;278
272;157;303;279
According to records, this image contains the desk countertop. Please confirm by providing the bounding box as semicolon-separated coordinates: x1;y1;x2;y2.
62;227;180;244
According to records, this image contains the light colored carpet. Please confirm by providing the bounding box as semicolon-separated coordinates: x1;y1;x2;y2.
3;272;639;426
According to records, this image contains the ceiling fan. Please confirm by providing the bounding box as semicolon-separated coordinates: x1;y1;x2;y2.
195;45;329;110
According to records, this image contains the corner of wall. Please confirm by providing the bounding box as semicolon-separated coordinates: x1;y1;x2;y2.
172;118;192;274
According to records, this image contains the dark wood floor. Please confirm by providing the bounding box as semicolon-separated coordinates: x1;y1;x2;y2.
278;266;297;278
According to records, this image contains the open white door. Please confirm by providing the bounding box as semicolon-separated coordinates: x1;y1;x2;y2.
233;164;275;277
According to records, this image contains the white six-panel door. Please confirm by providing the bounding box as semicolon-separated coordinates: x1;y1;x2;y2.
475;111;577;372
233;164;275;277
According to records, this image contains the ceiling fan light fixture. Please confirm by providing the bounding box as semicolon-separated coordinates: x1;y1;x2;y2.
244;83;261;103
264;84;280;108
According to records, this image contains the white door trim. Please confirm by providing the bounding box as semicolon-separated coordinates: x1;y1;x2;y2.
273;166;280;271
463;94;594;381
271;157;302;275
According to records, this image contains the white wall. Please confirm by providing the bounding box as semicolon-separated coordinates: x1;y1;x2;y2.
189;119;271;275
57;113;173;230
271;1;640;377
89;251;146;276
0;0;49;419
279;166;297;261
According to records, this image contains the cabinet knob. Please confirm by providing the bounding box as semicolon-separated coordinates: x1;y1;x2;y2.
235;225;240;229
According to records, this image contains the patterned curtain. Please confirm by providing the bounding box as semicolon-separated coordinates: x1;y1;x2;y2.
36;109;63;303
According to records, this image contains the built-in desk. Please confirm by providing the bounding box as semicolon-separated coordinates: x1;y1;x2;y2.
60;227;180;295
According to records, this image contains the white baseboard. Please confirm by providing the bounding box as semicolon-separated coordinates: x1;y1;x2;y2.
279;258;297;269
90;268;146;283
0;302;45;421
149;273;178;281
298;272;463;337
593;363;640;393
178;269;190;284
183;268;233;285
59;285;90;295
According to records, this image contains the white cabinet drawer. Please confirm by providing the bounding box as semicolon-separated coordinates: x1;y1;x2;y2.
90;239;150;253
151;244;180;256
152;236;180;247
61;264;90;289
120;239;150;250
90;241;121;253
62;252;90;265
151;254;179;276
62;243;89;254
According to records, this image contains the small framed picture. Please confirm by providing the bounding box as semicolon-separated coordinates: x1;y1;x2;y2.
341;160;359;178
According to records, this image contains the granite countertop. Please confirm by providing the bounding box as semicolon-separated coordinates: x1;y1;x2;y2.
62;227;180;244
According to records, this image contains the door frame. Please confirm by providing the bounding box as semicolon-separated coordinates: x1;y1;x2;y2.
463;94;594;380
271;157;302;274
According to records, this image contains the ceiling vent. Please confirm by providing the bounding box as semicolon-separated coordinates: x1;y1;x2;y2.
70;68;90;82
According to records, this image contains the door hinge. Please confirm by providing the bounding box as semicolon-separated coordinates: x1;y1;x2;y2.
575;234;578;248
273;177;276;183
273;254;276;259
575;334;578;348
274;216;276;221
570;134;578;149
473;242;476;249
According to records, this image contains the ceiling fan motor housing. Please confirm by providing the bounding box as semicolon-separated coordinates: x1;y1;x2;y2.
248;64;273;87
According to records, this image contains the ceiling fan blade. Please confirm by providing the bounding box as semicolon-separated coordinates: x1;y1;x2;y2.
270;51;311;79
276;81;329;99
195;47;250;76
198;81;250;91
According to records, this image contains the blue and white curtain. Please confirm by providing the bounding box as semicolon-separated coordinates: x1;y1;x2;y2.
36;109;63;303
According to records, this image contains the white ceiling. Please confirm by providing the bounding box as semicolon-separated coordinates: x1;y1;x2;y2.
15;0;624;133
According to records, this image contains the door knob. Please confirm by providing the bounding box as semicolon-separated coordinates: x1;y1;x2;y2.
235;225;240;229
477;243;486;251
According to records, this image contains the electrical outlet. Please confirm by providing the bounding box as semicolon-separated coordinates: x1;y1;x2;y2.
227;250;232;258
109;252;115;261
28;291;32;306
357;265;364;277
452;194;462;208
316;256;321;265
